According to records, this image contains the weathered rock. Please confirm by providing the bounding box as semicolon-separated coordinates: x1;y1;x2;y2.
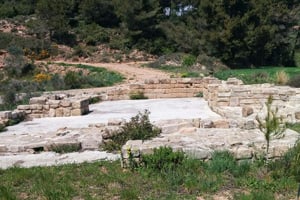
295;112;300;120
29;97;47;105
213;120;229;128
242;106;254;117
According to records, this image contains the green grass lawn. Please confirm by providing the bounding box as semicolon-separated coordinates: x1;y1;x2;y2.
1;147;299;200
213;66;300;84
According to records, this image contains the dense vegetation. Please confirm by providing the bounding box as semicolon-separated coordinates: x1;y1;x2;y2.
0;58;123;111
0;0;299;68
0;145;300;199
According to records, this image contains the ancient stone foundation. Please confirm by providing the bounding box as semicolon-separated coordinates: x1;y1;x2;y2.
16;95;90;119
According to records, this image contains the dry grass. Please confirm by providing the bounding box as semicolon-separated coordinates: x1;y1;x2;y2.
275;70;289;85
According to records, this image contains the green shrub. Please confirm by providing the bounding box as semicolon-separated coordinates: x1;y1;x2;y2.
129;91;148;100
207;151;250;177
103;110;161;151
182;54;196;67
207;151;236;173
64;71;83;89
141;147;186;173
195;92;203;97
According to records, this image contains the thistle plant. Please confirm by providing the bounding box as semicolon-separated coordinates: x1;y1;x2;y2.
256;95;286;159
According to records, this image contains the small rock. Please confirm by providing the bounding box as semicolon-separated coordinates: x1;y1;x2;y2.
242;106;254;117
295;112;300;120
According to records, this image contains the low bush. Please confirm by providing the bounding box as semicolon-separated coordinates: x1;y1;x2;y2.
182;54;196;67
207;151;250;177
141;147;186;173
103;110;161;151
129;91;148;100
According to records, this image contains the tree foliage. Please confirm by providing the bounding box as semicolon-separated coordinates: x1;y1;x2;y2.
0;0;299;68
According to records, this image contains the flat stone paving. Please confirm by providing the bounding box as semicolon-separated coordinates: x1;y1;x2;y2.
4;98;221;135
0;98;221;169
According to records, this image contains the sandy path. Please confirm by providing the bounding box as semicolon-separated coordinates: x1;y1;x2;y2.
53;61;171;83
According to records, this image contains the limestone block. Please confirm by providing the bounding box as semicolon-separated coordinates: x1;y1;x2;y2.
60;100;71;107
29;97;47;105
0;145;7;152
230;97;240;106
43;105;50;110
63;108;71;117
241;120;256;130
32;110;43;114
0;111;12;119
242;106;254;117
7;145;25;153
30;114;42;118
129;84;143;90
295;112;300;120
226;78;243;85
72;99;90;109
49;108;56;117
48;100;60;108
17;105;30;110
80;138;101;150
232;147;253;160
213;120;229;128
269;145;290;158
71;109;82;116
25;110;32;114
55;108;64;117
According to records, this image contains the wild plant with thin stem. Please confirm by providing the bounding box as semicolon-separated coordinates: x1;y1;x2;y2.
256;95;286;160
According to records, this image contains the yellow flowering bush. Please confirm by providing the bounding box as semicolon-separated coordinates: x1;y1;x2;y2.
34;73;51;82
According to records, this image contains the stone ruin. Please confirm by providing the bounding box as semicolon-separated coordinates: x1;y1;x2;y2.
0;76;300;168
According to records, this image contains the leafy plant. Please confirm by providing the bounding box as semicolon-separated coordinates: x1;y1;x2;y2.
256;96;286;159
103;110;161;151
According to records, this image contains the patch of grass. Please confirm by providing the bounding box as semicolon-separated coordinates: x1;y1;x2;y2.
55;62;124;88
49;143;82;154
147;64;202;78
286;123;300;133
0;146;299;199
195;92;203;97
129;91;148;100
214;66;300;84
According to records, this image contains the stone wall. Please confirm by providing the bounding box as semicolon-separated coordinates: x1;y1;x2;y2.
202;77;300;123
0;110;26;127
16;95;90;119
102;78;208;100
